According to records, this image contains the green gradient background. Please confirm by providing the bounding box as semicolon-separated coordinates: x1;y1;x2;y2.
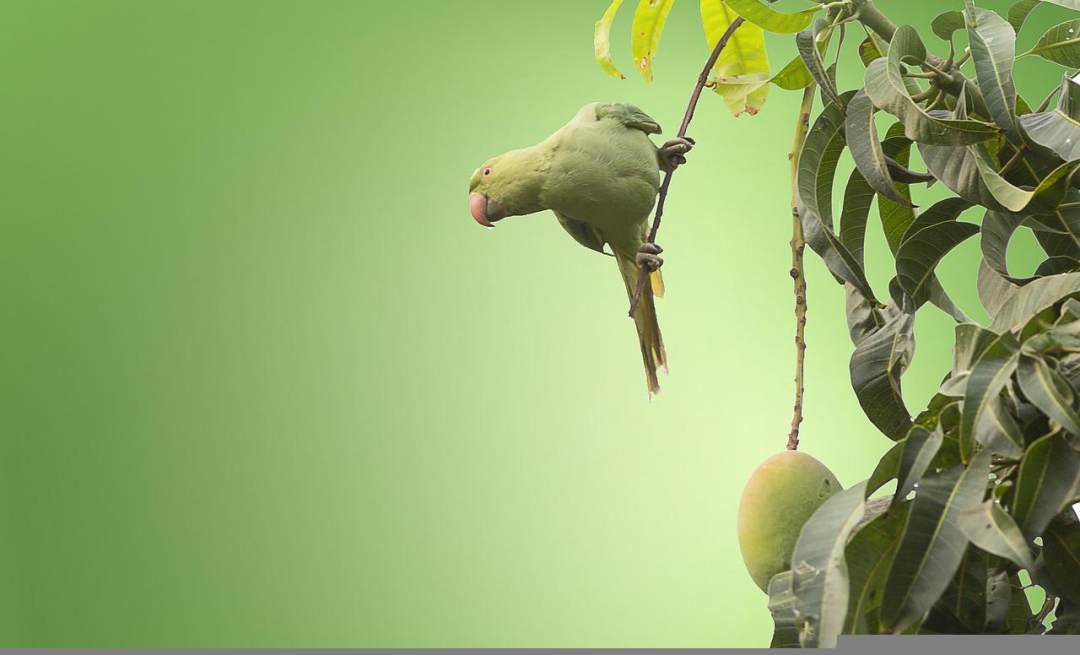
0;0;1068;647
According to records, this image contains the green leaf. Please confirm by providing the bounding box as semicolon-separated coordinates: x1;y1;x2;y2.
846;91;911;206
932;10;966;42
978;258;1019;316
864;27;998;145
960;330;1022;456
881;451;992;633
723;0;818;34
1022;18;1080;67
859;35;884;67
1012;432;1080;538
896;220;980;309
632;0;676;83
594;0;627;80
844;503;910;634
767;571;800;647
701;0;772;116
878;125;917;253
894;426;944;507
797;18;839;107
850;303;915;440
1049;599;1080;634
1007;0;1041;34
798;92;877;301
770;54;814;90
981;210;1034;284
990;271;1080;332
867;440;904;498
1042;521;1080;602
957;500;1037;570
965;0;1018;132
924;546;988;633
1016;353;1080;435
840;169;875;269
790;482;869;647
1019;75;1080;161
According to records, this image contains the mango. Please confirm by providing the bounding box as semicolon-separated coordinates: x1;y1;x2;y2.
737;450;841;592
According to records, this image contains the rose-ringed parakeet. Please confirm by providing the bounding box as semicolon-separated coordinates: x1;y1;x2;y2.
468;102;693;394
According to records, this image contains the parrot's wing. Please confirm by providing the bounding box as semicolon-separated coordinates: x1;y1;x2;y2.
555;212;610;255
594;103;662;135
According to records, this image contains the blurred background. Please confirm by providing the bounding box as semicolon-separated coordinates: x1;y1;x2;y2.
0;0;1069;647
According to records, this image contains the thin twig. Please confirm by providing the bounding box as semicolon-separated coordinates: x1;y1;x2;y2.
787;85;817;452
628;17;746;318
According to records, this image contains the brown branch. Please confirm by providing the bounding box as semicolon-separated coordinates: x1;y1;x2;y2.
787;85;816;452
628;16;745;318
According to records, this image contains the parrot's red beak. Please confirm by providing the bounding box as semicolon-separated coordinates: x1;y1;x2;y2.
470;192;494;227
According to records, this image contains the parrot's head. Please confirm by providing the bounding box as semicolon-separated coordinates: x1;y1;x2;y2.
468;149;544;228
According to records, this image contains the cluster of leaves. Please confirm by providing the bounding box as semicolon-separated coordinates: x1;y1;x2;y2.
593;0;1080;645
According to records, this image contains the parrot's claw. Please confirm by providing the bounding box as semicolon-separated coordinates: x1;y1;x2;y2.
659;137;695;173
636;242;664;271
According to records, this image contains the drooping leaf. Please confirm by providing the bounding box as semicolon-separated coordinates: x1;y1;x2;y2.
1042;521;1080;602
1016;353;1080;435
847;90;911;206
845;283;887;345
594;0;627;79
1007;0;1041;34
790;482;869;647
844;503;910;634
896;220;980;309
859;35;884;67
932;10;967;42
990;271;1080;332
632;0;676;83
798;92;877;301
864;27;998;145
1022;18;1080;67
924;546;988;633
797;18;839;107
1019;75;1080;161
767;570;800;647
957;500;1037;570
965;0;1018;132
850;303;915;440
893;426;944;507
769;54;814;90
881;451;992;633
867;440;904;498
723;0;818;34
701;0;771;116
978;258;1019;316
878;125;917;253
981;210;1034;284
960;330;1022;457
840;169;875;268
1012;432;1080;538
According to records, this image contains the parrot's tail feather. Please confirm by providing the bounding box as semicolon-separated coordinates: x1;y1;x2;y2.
617;253;667;395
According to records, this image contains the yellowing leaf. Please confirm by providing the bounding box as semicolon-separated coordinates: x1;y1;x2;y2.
700;0;770;116
631;0;676;83
595;0;627;80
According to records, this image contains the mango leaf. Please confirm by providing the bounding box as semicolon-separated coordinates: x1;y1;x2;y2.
990;271;1080;332
701;0;770;116
840;169;875;268
879;125;917;253
770;54;814;90
632;0;675;83
1007;0;1040;34
767;571;800;647
960;330;1022;453
594;0;627;79
796;18;839;107
957;500;1037;570
896;220;980;309
846;91;911;206
881;451;992;633
978;258;1019;316
981;210;1034;284
723;0;818;34
1038;256;1080;275
1017;353;1080;435
965;0;1018;132
867;440;904;498
864;27;998;145
1049;599;1080;634
859;35;884;66
906;198;975;239
850;303;915;440
798;92;877;301
924;546;988;633
893;427;944;508
844;503;910;634
1042;521;1080;602
1012;432;1080;538
932;10;967;42
1022;18;1080;67
982;395;1028;458
790;482;869;647
1019;75;1080;161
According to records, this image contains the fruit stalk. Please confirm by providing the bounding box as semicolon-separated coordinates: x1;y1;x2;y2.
787;85;816;452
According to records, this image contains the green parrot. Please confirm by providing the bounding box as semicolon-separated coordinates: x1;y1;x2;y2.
468;102;693;394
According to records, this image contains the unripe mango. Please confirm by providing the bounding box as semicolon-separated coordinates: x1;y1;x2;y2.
737;450;841;592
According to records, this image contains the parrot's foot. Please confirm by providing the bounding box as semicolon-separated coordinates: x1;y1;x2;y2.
636;242;664;271
659;137;695;173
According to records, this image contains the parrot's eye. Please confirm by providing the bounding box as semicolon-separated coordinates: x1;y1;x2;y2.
483;167;492;177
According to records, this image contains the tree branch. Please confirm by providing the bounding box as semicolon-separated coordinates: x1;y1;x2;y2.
788;85;816;452
628;17;746;318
